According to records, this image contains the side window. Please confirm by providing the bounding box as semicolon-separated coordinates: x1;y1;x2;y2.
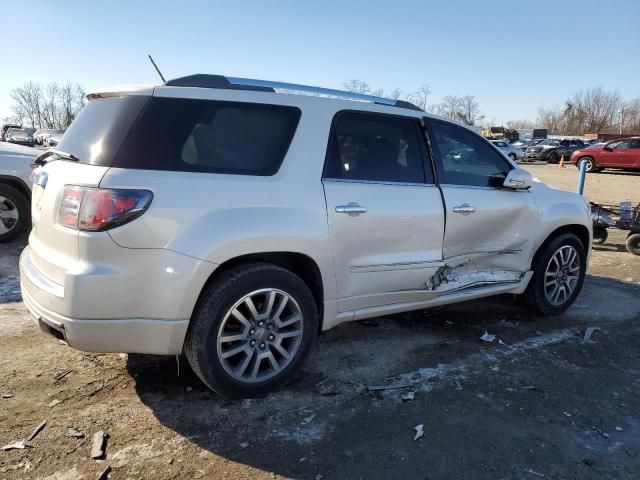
429;121;512;188
628;139;640;149
559;140;570;147
323;112;430;183
113;98;301;175
609;140;629;150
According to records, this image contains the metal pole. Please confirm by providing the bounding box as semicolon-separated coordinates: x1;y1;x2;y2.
577;159;588;195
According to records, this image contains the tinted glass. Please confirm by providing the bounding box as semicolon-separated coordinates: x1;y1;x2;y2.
628;139;640;149
114;98;301;175
58;96;150;166
429;121;511;187
608;140;629;149
323;112;429;183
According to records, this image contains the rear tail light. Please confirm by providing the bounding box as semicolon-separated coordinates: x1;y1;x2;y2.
58;186;153;231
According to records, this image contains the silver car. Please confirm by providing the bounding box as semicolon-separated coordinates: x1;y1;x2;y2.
21;75;591;397
491;140;523;161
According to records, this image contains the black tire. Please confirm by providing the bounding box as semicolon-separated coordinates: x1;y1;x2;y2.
547;152;558;164
521;233;587;316
185;262;318;398
626;233;640;256
592;226;608;245
579;156;599;173
0;183;30;242
508;153;517;162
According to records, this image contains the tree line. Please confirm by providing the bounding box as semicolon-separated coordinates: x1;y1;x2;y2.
342;79;484;126
7;81;85;130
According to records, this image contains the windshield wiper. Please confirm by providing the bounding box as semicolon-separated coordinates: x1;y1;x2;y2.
35;148;81;166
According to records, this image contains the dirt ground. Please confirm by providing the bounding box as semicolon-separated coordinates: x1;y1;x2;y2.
1;165;639;480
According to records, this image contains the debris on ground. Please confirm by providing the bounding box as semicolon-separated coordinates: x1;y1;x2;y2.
520;385;536;391
239;441;249;448
615;426;624;431
185;386;193;393
47;399;62;408
367;381;413;392
1;440;33;451
27;420;47;441
67;427;84;438
2;393;13;399
54;369;73;381
480;331;496;342
302;415;316;424
413;424;424;441
498;339;506;345
90;431;108;459
97;465;111;480
524;468;545;477
401;391;415;402
583;327;601;342
563;412;572;417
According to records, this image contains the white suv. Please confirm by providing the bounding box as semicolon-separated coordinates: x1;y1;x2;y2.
20;75;591;397
0;142;36;242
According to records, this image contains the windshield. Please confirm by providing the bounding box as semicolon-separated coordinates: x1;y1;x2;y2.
540;139;559;146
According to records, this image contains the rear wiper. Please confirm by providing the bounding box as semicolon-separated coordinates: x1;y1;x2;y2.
35;148;80;166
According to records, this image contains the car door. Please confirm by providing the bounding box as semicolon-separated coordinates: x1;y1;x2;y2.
426;119;538;289
618;139;639;168
626;139;640;168
322;111;445;312
598;140;628;167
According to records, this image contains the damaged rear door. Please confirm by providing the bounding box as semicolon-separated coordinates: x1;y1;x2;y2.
426;120;538;292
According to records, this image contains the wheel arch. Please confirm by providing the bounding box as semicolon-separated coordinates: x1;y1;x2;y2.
0;175;31;202
530;224;590;270
191;251;325;332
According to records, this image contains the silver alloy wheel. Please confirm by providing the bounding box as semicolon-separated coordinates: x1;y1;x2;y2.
544;245;581;306
0;196;20;236
216;288;304;383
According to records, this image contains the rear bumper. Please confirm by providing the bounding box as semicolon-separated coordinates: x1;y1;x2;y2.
20;242;217;354
21;283;188;354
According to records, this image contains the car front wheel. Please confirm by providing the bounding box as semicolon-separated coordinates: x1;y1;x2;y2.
627;233;640;256
185;262;318;397
521;233;587;315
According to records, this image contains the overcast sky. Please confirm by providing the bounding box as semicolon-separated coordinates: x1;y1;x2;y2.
2;0;639;124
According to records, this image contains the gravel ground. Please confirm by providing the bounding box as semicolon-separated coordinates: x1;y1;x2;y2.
0;165;639;479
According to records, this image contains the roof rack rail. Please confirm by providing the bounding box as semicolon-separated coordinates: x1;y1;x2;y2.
164;74;423;112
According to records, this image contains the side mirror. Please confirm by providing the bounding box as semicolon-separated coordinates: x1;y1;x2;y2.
604;146;613;152
503;168;533;190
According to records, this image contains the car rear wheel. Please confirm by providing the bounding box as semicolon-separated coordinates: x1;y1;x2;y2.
0;184;30;243
521;233;587;316
626;233;640;256
580;156;600;173
547;152;558;164
185;262;318;397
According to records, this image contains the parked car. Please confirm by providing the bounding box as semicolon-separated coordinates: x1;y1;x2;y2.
571;137;640;172
41;129;64;147
34;129;63;146
1;123;22;142
490;140;523;161
45;132;63;147
524;138;585;163
21;75;592;397
0;142;36;241
5;128;35;147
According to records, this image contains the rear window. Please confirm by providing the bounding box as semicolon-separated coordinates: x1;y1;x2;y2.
113;97;301;176
57;96;150;166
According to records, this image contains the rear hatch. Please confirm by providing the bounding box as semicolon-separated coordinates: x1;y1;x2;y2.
29;91;151;285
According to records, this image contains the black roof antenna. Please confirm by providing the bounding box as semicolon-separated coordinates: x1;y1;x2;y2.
147;54;166;83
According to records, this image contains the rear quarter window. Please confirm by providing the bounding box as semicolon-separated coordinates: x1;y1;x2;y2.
113;97;301;176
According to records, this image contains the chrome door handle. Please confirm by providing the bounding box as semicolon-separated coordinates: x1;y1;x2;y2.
452;203;476;215
335;203;367;216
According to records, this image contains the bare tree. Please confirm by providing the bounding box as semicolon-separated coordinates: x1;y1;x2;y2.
437;95;462;119
342;79;370;95
370;88;384;97
9;81;85;129
410;84;431;110
389;88;402;100
456;95;483;126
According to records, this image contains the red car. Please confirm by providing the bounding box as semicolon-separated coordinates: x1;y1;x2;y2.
571;137;640;173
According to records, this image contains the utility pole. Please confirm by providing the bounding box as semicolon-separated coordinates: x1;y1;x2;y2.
619;107;626;135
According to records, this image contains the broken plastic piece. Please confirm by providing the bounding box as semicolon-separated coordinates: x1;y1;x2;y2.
480;331;496;342
583;327;600;342
90;431;108;459
401;391;415;402
1;440;32;451
413;424;424;441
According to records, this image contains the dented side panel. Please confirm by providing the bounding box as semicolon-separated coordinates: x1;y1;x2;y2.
437;185;538;290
